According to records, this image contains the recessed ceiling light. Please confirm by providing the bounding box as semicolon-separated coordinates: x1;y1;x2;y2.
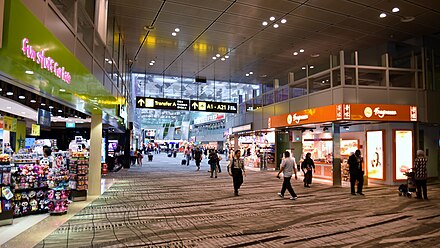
6;106;11;109
18;95;25;99
30;99;36;103
49;106;54;109
25;70;34;75
80;100;85;103
310;65;315;69
212;56;217;60
221;58;225;61
249;71;253;75
93;107;98;110
246;74;249;77
273;23;279;28
269;16;275;21
172;32;177;36
108;60;113;64
293;52;298;56
6;92;13;96
400;16;415;22
151;60;155;63
224;55;229;59
299;49;305;53
58;109;63;112
59;88;66;92
380;13;387;18
105;58;109;61
392;7;399;13
311;53;320;58
149;62;154;65
281;19;287;24
262;21;268;26
0;88;2;91
21;112;26;114
41;103;46;106
301;67;306;70
174;28;180;32
216;54;220;57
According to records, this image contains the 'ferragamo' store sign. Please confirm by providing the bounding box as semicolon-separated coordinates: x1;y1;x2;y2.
269;104;417;128
21;38;72;84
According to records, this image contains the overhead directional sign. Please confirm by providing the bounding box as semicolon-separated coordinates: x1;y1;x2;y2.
136;97;190;110
190;100;238;113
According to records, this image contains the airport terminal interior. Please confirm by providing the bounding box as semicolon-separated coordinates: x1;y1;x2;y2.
0;0;440;247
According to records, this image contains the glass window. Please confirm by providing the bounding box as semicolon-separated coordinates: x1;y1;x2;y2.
263;92;274;106
358;69;386;86
77;7;94;51
309;73;331;93
78;0;95;22
332;69;341;87
289;80;307;98
358;46;387;66
344;51;355;65
389;70;416;88
345;68;356;85
294;68;307;81
51;0;75;28
275;86;289;102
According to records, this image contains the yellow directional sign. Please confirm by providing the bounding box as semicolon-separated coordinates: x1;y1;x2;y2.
136;97;190;110
190;100;237;113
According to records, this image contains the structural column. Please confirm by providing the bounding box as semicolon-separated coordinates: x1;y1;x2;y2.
88;114;103;196
332;123;342;186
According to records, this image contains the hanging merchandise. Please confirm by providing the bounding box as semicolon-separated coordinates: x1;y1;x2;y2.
0;154;13;226
47;152;71;215
11;153;50;217
69;151;89;201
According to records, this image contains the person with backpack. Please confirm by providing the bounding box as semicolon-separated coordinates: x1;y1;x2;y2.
208;150;219;178
227;150;246;196
194;147;203;171
301;152;315;187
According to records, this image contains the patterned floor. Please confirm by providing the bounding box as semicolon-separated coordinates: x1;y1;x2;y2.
34;153;440;248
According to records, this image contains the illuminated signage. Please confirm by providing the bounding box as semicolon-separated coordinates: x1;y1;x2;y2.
395;130;413;180
145;129;156;137
232;123;252;133
21;38;71;84
136;96;190;110
31;124;40;136
190;100;237;113
288;113;309;124
194;113;225;125
37;109;51;127
66;122;76;128
364;107;397;118
366;131;384;180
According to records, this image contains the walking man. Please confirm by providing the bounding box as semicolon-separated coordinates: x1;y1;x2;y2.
301;152;315;187
348;150;364;196
194;147;203;171
228;150;246;196
276;151;298;200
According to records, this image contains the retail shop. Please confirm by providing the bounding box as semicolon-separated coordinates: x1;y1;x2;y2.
228;123;276;170
269;104;418;185
0;0;122;227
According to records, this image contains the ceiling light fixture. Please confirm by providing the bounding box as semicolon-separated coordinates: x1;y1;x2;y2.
299;49;305;53
108;60;113;64
212;56;217;60
41;103;46;106
246;74;249;77
221;58;225;61
380;13;387;18
149;62;154;65
293;52;298;56
25;70;34;75
30;99;36;103
21;112;26;114
93;107;98;110
6;92;13;96
262;21;268;26
224;55;229;59
392;7;399;13
281;19;287;24
59;88;66;92
172;32;177;36
6;106;11;109
301;67;306;70
18;95;25;99
216;54;220;57
273;23;279;28
249;71;253;75
174;28;180;32
151;60;155;63
269;16;275;21
310;65;315;69
49;106;54;109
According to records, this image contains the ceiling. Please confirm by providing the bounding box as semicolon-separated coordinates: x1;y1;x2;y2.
109;0;440;85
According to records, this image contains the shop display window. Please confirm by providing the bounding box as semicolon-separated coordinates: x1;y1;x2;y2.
366;131;385;180
394;130;413;180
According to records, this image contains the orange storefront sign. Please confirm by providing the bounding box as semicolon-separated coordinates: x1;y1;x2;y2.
268;104;417;128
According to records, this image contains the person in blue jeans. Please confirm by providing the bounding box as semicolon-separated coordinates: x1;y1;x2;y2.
276;151;298;200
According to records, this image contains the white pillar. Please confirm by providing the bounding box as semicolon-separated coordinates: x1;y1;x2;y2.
88;114;103;196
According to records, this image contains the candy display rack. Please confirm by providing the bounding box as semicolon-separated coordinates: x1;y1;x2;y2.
0;154;13;226
47;152;70;215
69;151;89;201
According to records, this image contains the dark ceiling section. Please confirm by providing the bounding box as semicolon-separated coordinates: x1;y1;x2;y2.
109;0;440;84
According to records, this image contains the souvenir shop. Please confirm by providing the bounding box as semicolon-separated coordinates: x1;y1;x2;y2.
268;103;419;185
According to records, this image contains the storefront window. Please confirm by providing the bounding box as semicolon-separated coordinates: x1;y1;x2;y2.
358;69;386;86
78;0;95;22
344;50;355;65
344;67;356;85
308;73;331;93
51;0;75;28
332;69;341;86
263;92;274;106
289;80;307;98
275;86;289;102
389;70;416;88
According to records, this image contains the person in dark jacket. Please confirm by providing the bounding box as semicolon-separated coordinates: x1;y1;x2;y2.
413;150;428;200
194;148;203;171
208;150;219;178
301;152;315;188
228;150;246;196
348;150;364;196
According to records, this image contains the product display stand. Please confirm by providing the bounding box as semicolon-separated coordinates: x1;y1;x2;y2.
69;152;89;201
0;155;13;226
47;152;70;215
11;154;49;217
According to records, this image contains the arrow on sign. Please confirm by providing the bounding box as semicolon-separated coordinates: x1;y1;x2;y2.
192;102;198;109
138;98;145;107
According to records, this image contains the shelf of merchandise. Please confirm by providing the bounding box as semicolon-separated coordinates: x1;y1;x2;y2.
0;155;13;226
11;154;50;217
69;152;89;201
47;152;71;215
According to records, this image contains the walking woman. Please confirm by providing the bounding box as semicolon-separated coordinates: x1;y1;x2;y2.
301;152;315;187
413;150;428;200
276;151;298;200
227;150;246;196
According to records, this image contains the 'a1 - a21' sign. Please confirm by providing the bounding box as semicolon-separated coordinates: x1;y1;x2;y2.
21;38;71;84
190;100;237;113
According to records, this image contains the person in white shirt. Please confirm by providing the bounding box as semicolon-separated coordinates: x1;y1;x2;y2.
228;150;246;196
276;151;298;200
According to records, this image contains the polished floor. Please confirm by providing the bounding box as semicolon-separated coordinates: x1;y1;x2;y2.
3;153;440;247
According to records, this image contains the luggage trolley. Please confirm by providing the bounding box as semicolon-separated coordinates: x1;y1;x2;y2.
398;169;416;197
